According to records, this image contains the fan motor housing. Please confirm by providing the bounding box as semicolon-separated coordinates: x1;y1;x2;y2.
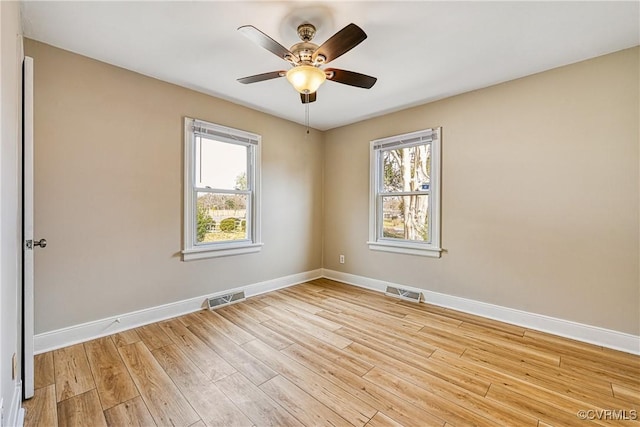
290;41;319;64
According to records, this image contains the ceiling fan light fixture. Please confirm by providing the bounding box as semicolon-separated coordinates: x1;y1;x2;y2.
286;65;326;94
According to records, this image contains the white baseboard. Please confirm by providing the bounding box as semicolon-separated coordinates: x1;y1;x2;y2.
33;267;639;355
6;381;24;427
34;269;322;354
322;269;640;355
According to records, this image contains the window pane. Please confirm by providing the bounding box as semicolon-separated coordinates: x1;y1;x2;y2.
382;144;431;192
381;195;430;242
196;136;248;190
196;192;248;243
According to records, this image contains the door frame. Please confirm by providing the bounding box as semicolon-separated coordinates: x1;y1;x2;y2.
22;55;34;400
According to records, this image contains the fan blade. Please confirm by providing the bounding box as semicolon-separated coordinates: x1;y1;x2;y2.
312;23;367;64
300;92;317;104
237;71;286;84
238;25;299;62
325;68;377;89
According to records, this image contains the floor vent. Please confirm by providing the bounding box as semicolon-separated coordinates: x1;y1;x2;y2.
207;291;245;310
385;286;422;303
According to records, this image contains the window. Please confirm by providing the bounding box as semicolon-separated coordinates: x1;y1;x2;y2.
368;127;442;257
183;117;262;260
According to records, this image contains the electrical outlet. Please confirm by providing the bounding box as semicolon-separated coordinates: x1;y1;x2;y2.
339;254;345;264
11;353;16;380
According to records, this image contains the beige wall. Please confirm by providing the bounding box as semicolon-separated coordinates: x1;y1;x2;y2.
324;47;639;335
1;0;23;415
26;38;639;338
25;40;323;334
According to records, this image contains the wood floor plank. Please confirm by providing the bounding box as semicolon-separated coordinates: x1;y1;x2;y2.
103;396;156;427
560;354;640;389
453;324;562;367
159;318;237;381
524;329;608;356
410;327;468;355
243;338;377;426
152;344;253;427
261;305;352;349
118;341;200;427
261;297;344;332
316;300;430;340
262;317;374;376
216;372;303;427
23;384;57;427
242;295;272;311
485;383;617;427
219;298;272;323
84;337;138;409
187;318;278;386
318;310;440;359
434;347;640;419
290;280;327;293
57;389;107;427
53;343;96;402
269;345;445;426
216;304;294;350
34;351;55;390
316;288;411;319
601;346;640;369
364;367;538;426
133;323;172;351
612;383;640;403
491;371;640;426
280;342;422;413
173;312;202;328
362;368;499;427
365;412;405;427
461;347;624;401
419;320;560;369
111;329;141;348
397;300;526;336
343;339;491;397
334;324;437;370
191;309;255;345
279;287;337;313
259;375;352;427
269;290;325;314
318;296;424;334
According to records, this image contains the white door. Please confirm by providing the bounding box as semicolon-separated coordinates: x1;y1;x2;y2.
22;56;37;400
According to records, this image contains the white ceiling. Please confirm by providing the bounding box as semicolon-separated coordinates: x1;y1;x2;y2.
21;1;640;131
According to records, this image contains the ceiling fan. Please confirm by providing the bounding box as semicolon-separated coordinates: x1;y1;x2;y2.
237;23;377;103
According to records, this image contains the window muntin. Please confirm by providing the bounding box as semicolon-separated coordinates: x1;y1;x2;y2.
183;118;262;260
369;128;441;257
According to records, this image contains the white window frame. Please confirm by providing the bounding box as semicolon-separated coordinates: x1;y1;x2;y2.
182;117;262;261
368;127;442;257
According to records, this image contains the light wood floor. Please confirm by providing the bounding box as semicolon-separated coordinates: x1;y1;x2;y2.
23;278;640;427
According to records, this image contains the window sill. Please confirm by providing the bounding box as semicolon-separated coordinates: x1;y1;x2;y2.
367;241;442;258
182;242;263;261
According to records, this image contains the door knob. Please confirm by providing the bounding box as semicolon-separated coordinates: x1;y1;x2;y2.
25;239;47;249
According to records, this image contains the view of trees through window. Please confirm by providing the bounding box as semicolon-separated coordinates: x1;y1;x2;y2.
196;172;248;243
381;143;431;242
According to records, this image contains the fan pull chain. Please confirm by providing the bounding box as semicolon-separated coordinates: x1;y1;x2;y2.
305;93;310;134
